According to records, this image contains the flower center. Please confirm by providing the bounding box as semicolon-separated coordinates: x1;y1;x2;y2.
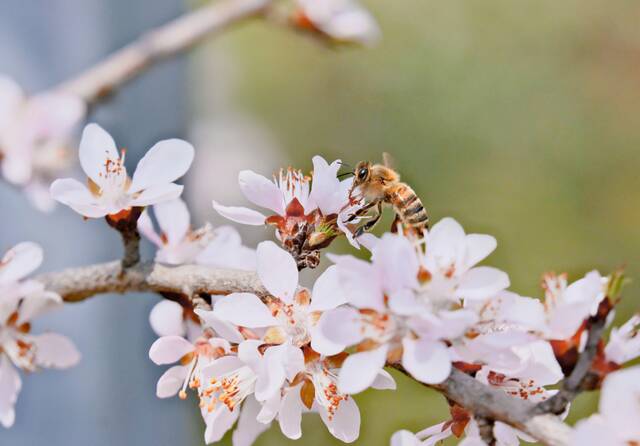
308;361;348;420
200;365;257;413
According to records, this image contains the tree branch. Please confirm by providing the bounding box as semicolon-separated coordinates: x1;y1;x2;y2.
391;365;572;446
35;261;267;303
58;0;273;103
534;315;608;415
35;260;573;446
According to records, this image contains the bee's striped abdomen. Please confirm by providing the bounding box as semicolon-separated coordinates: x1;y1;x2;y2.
389;184;429;231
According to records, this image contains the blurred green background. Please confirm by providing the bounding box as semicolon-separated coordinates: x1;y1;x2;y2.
189;0;640;444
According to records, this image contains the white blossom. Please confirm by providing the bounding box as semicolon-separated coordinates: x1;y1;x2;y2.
50;123;194;218
0;242;80;428
604;314;640;365
294;0;381;46
572;366;640;446
0;76;85;211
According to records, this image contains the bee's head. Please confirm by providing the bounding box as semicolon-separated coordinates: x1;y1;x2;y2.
353;161;371;186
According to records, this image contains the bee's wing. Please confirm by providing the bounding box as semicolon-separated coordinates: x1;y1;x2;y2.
382;152;396;169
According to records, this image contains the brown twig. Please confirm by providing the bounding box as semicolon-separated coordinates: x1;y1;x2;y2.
35;261;267;303
534;315;608;415
58;0;273;104
391;365;571;446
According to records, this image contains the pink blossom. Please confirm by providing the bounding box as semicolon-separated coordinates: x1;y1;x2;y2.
50;123;194;218
604;314;640;365
294;0;381;46
0;242;80;428
212;156;356;247
0;76;86;211
320;224;508;389
138;198;214;265
571;366;640;446
539;271;606;340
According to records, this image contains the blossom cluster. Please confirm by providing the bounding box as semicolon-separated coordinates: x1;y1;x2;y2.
0;242;80;427
1;120;638;446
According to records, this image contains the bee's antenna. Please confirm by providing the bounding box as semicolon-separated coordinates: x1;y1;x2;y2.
337;171;354;179
338;161;352;169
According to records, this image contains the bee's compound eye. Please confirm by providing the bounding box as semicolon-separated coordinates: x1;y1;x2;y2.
358;168;368;180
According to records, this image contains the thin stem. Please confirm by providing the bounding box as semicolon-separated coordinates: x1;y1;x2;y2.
534;315;608;415
58;0;273;104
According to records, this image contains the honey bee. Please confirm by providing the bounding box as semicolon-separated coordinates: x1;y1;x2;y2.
348;153;429;237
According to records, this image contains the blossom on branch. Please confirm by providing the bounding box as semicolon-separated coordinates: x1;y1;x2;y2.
0;242;80;428
213;155;358;268
0;76;85;211
292;0;381;46
50;123;194;219
604;314;640;365
572;366;640;446
318;218;510;389
138;197;214;265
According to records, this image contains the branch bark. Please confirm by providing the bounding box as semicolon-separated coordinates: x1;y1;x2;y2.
35;260;573;446
58;0;273;103
534;315;608;415
35;261;267;303
392;365;572;446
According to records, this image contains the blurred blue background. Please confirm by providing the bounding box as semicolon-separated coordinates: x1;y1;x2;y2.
1;0;639;445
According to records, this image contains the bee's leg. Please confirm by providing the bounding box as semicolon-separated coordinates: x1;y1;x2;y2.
345;200;377;222
354;202;383;237
390;214;402;234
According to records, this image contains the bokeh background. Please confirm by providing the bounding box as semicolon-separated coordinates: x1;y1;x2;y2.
1;0;639;445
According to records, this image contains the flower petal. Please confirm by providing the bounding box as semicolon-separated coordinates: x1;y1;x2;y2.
464;233;497;269
572;417;620;446
195;308;244;344
457;266;510;300
154;198;190;246
232;395;271;446
128;183;183;207
156;365;188;398
257;241;298;303
372;234;419;292
599;366;640;439
137;210;163;248
149;336;194;365
402;337;451;384
371;369;397;390
17;290;62;327
0;76;23;129
204;404;240;444
278;385;304;440
318;395;361;443
213;293;277;328
338;345;388;394
309;265;347;311
0;356;21;428
129;139;194;193
318;307;364;348
197;226;257;271
149;300;185;337
390;430;421;446
310;156;346;215
26;92;85;138
310;323;346;356
239;170;285;215
78;123;118;187
32;333;81;369
212;200;267;225
0;241;43;283
255;344;287;401
50;178;107;218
